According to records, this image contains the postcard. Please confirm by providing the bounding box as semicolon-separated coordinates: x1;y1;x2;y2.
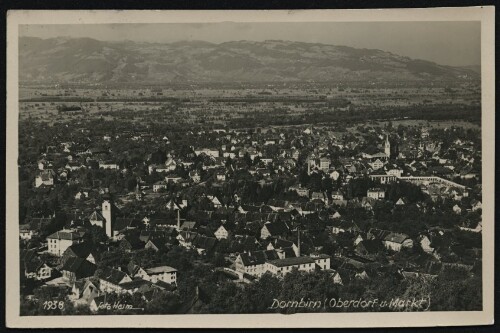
5;7;495;328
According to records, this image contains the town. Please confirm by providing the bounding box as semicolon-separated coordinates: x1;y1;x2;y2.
18;83;482;315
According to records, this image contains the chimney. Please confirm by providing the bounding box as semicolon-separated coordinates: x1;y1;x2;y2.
297;227;301;257
176;210;181;231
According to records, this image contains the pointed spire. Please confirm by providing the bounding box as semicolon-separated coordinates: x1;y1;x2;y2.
384;134;391;158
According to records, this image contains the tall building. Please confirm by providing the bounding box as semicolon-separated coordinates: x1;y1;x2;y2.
102;200;113;237
319;157;331;172
306;152;318;175
384;135;391;158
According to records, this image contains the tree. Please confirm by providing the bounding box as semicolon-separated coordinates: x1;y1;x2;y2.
211;252;226;267
243;153;252;167
308;173;323;192
277;270;338;314
126;177;137;191
205;281;239;313
145;290;181;314
299;168;310;186
430;268;482;311
88;224;108;244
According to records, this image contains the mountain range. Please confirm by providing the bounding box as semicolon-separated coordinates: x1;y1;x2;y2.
19;37;480;84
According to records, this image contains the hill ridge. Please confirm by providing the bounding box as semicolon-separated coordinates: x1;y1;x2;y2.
19;36;479;84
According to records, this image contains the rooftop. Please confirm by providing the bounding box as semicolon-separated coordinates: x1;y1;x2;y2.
47;229;83;240
145;266;177;275
267;256;316;267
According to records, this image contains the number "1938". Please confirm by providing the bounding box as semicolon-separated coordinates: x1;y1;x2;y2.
43;300;64;310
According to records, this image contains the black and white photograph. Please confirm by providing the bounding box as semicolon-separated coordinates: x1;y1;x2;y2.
5;8;495;328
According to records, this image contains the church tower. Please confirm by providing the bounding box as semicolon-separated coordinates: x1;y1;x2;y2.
102;200;113;237
384;134;391;159
307;152;317;175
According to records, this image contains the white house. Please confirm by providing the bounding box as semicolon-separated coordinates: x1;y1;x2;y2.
266;239;300;257
153;181;168;193
367;188;385;200
319;157;331;171
24;261;52;281
99;161;119;170
35;170;54;187
19;224;37;240
165;175;183;184
75;191;89;200
207;195;222;208
418;235;435;254
370;159;385;170
223;152;236;159
330;170;340;181
194;148;219;158
88;210;105;229
189;171;201;183
70;280;99;302
235;252;267;278
97;267;133;294
148;164;170;175
137;266;177;285
383;233;413;252
387;168;403;178
46;229;84;256
214;225;229;240
165;158;177;171
328;269;343;285
310;253;331;270
331;191;344;201
330;211;342;219
265;257;316;276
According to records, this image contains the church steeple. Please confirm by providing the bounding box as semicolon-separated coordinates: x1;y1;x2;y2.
102;200;113;238
384;134;391;158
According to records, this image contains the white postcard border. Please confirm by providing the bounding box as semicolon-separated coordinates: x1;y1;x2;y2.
6;7;495;328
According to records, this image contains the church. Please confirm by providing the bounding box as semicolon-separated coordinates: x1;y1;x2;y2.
361;134;391;161
384;134;391;159
88;199;116;238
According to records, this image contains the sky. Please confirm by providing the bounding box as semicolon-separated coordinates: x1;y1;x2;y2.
20;21;481;67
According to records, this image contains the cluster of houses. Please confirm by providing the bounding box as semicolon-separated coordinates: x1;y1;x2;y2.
22;229;179;312
19;122;482;312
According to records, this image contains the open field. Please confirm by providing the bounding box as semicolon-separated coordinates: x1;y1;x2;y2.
19;82;481;129
375;119;481;130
